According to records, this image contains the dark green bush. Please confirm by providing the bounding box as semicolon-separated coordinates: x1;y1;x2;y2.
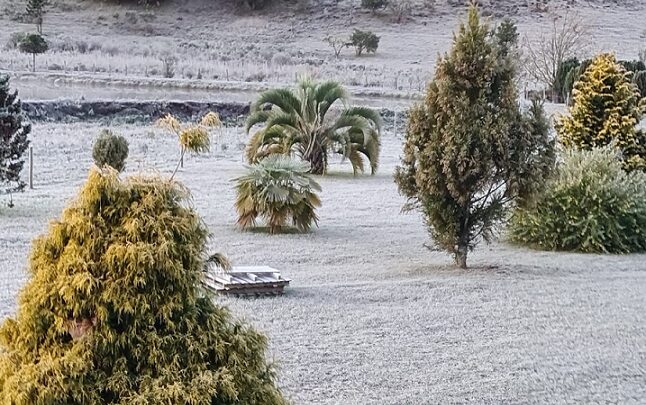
509;147;646;253
632;70;646;98
361;0;389;12
92;129;129;172
350;29;380;56
0;74;31;191
554;57;578;101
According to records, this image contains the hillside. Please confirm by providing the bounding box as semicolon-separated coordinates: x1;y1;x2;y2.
1;0;645;96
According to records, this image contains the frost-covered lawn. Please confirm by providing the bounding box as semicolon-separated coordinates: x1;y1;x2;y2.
1;123;645;404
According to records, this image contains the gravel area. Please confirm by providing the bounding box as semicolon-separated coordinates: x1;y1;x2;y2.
1;122;645;404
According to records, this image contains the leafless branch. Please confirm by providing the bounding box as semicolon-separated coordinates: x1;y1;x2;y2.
523;11;588;91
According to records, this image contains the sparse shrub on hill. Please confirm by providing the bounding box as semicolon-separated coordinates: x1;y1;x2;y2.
324;35;348;59
235;155;321;233
361;0;389;13
0;75;31;192
237;0;271;10
395;5;555;268
92;129;129;172
509;147;646;253
350;29;380;56
556;53;646;172
0;168;287;404
389;0;413;23
245;78;382;175
5;32;27;50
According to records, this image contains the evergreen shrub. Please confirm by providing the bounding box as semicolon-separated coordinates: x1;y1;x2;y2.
509;147;646;253
0;168;286;404
92;129;129;172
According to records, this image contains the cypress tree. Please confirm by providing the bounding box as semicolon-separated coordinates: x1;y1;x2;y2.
394;5;554;268
0;168;286;404
0;74;31;191
26;0;48;34
556;53;646;172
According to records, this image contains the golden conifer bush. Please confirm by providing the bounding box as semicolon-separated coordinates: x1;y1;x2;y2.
556;53;646;171
0;168;286;404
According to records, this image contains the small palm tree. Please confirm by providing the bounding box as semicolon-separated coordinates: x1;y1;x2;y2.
234;155;322;234
156;112;221;179
245;78;382;175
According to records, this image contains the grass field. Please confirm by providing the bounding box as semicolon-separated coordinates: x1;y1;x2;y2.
1;122;645;404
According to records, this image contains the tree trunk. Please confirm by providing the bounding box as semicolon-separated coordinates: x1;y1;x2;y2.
32;54;36;72
455;246;468;269
304;143;327;175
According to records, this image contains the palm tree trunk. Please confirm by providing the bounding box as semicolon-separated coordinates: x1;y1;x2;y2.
304;143;327;175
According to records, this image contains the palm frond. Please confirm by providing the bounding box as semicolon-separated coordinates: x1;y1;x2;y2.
343;106;383;132
245;110;272;132
200;111;222;128
155;114;181;134
205;253;231;271
265;112;300;130
347;147;366;175
253;88;302;116
315;81;348;117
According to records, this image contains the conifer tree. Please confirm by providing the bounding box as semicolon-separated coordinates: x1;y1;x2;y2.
556;53;646;171
19;33;48;72
0;74;31;191
26;0;48;34
0;168;286;404
394;5;554;268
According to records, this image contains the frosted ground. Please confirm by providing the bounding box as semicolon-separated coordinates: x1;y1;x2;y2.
1;123;645;404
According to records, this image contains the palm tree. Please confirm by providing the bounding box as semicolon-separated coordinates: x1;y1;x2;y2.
245;78;382;175
234;155;322;234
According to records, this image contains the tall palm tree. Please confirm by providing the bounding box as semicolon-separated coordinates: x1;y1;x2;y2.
245;78;383;175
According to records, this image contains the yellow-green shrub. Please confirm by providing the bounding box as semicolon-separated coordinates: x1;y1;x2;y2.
509;148;646;253
556;53;646;171
0;168;286;404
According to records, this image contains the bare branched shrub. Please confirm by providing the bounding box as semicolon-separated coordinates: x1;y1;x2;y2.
524;12;588;98
324;35;347;59
389;0;412;23
528;0;550;12
160;54;177;78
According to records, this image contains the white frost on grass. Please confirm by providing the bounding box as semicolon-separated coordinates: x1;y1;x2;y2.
0;122;645;404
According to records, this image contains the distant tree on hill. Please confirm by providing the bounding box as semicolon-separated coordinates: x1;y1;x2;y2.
361;0;389;13
350;29;380;56
237;0;270;10
18;33;48;72
26;0;49;34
